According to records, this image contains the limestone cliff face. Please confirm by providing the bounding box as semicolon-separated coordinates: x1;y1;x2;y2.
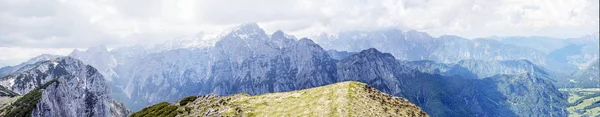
0;57;129;117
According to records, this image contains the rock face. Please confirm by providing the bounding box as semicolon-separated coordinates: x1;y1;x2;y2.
131;81;428;117
0;57;129;117
73;24;338;111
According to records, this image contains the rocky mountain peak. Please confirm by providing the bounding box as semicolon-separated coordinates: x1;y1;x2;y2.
218;23;268;40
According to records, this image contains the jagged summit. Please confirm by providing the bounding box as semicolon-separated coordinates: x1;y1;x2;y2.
131;81;428;117
218;23;268;40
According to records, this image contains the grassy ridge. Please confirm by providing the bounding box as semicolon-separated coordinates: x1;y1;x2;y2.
131;81;428;117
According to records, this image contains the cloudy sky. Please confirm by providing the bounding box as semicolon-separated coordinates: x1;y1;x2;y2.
0;0;598;66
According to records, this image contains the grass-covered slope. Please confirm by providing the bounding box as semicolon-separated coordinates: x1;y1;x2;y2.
561;88;600;116
132;81;428;117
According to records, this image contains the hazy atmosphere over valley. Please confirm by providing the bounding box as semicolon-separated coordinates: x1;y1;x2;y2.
0;0;598;117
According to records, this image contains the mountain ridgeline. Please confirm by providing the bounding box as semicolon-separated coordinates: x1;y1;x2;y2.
314;30;599;78
132;81;428;117
314;30;550;66
65;23;576;117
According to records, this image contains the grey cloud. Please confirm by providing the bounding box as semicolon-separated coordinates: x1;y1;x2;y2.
0;0;598;49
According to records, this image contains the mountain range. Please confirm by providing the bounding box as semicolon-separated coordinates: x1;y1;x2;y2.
61;23;585;116
314;29;599;76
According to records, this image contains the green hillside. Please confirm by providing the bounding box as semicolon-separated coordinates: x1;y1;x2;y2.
132;81;428;117
560;88;600;117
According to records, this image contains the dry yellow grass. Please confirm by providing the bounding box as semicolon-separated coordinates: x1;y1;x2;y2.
136;81;429;117
561;88;600;117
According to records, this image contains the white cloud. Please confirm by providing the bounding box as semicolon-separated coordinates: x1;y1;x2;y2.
0;0;598;66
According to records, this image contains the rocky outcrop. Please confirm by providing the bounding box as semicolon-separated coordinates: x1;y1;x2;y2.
0;57;129;117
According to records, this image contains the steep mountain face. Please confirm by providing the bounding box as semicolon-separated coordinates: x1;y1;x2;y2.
0;57;129;117
132;81;428;117
86;24;338;111
570;59;600;88
336;48;567;117
314;29;548;66
207;27;338;96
